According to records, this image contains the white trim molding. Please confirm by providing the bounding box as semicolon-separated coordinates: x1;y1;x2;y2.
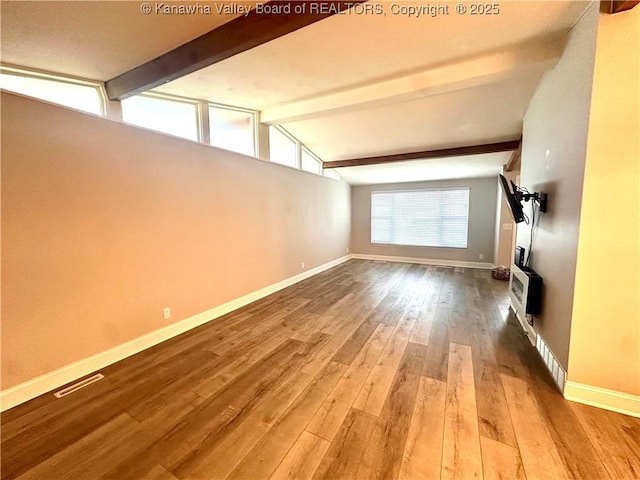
350;253;495;270
564;382;640;418
0;255;350;412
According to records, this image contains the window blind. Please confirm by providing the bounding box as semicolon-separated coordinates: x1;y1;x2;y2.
371;188;470;248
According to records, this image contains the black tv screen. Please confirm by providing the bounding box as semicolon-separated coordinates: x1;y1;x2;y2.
499;174;526;223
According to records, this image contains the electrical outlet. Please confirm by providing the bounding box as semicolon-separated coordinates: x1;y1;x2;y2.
479;254;484;260
163;307;171;320
346;248;349;253
301;262;305;270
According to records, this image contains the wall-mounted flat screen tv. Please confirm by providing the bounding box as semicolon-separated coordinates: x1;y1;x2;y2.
499;174;526;223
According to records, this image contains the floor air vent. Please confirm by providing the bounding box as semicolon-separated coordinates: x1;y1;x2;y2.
54;373;104;398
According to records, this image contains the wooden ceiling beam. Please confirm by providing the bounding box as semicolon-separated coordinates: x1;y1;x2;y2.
504;136;522;172
105;1;365;100
601;0;639;13
323;139;521;169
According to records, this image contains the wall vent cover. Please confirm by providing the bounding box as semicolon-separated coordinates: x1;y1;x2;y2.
54;373;104;398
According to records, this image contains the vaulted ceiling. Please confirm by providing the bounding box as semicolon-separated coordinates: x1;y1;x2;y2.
0;1;594;184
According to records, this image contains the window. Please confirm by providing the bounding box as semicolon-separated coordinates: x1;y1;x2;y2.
0;70;104;115
269;126;298;168
324;169;340;180
209;105;255;156
301;147;322;174
121;94;199;141
371;188;469;248
268;127;324;176
1;68;268;153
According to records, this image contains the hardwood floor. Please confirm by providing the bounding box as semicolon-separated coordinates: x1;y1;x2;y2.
2;259;639;480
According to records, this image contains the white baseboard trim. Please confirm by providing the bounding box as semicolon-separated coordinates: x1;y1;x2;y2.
564;381;640;418
350;253;495;270
0;255;351;412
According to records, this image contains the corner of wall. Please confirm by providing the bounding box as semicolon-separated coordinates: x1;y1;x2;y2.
566;5;640;408
518;1;599;370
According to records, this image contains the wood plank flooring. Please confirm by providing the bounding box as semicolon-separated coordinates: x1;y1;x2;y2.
2;259;639;480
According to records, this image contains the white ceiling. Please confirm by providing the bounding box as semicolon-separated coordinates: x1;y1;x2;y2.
152;2;588;109
336;152;513;185
0;1;593;184
0;1;235;80
283;74;543;161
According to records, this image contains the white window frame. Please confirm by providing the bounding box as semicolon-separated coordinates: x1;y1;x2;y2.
268;126;327;177
301;146;323;175
0;64;107;116
207;101;258;157
121;91;202;142
269;125;301;169
370;187;470;249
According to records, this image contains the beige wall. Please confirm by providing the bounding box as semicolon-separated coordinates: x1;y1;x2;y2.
0;92;351;390
517;2;599;369
351;177;498;263
568;7;640;396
